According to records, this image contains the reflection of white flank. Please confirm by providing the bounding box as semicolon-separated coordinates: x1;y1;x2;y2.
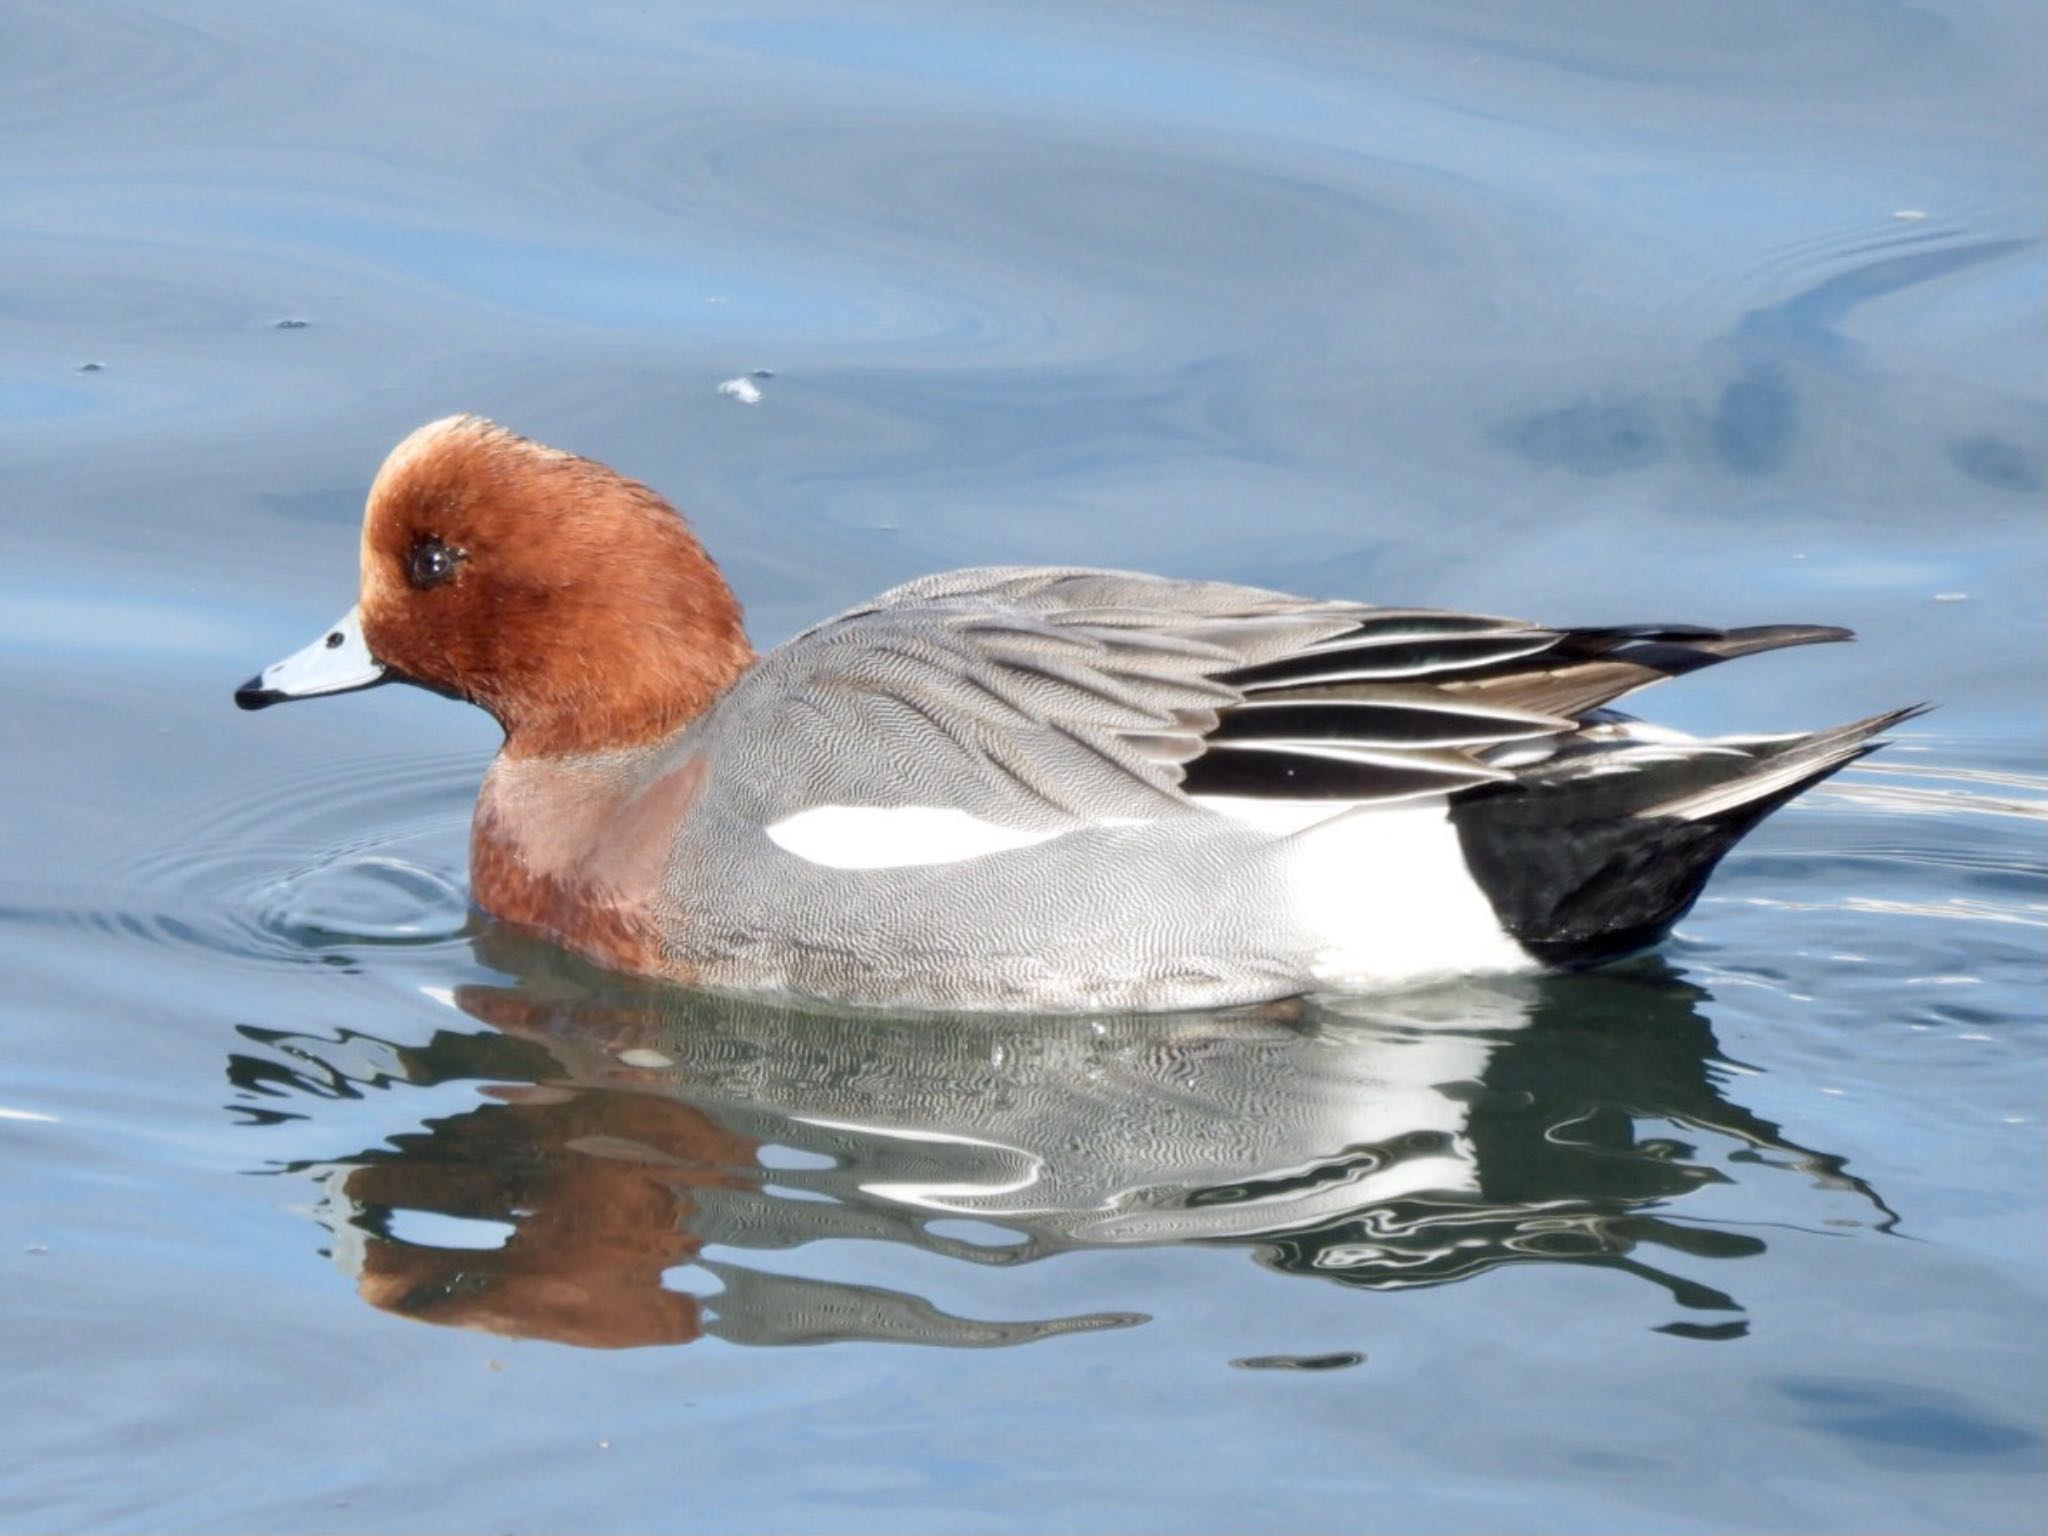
797;1003;1508;1239
1077;1000;1501;1244
793;1115;1046;1211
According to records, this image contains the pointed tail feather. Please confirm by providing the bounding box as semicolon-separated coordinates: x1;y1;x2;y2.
1638;704;1933;822
1443;622;1858;720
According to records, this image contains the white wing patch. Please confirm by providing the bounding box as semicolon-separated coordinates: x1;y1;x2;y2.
766;805;1067;870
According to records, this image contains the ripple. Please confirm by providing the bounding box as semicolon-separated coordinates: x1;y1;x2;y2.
1832;896;2046;931
1820;759;2048;821
33;745;482;972
255;852;471;950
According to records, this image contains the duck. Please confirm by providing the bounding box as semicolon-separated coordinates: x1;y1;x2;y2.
235;415;1919;1012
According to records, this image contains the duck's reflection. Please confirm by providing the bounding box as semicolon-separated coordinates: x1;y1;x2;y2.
231;933;1889;1350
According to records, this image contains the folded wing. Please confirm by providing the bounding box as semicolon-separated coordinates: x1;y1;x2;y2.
725;566;1861;831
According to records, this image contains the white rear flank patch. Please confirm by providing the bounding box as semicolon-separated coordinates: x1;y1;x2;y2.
1198;792;1530;984
1279;799;1532;988
766;805;1065;869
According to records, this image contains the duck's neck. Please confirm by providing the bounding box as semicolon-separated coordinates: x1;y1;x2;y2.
492;560;753;761
471;747;711;975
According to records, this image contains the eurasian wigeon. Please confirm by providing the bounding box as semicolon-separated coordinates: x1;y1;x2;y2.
236;415;1919;1011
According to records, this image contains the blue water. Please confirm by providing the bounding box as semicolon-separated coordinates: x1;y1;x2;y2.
2;2;2043;1531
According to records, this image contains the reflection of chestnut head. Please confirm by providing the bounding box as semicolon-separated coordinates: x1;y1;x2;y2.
350;1232;703;1350
334;1085;758;1349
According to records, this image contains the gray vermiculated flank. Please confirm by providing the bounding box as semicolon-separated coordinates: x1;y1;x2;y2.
621;565;1885;1009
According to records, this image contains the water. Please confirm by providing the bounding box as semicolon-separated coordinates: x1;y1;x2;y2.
2;1;2043;1530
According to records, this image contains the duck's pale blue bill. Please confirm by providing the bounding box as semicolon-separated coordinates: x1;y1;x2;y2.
234;606;390;710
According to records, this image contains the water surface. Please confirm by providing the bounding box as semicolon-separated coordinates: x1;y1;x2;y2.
2;2;2043;1531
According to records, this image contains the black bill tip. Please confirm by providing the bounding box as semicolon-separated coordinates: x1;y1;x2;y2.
234;675;282;710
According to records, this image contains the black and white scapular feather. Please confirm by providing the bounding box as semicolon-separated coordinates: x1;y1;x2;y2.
1174;603;1924;964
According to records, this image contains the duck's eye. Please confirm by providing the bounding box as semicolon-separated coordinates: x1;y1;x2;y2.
406;538;461;589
